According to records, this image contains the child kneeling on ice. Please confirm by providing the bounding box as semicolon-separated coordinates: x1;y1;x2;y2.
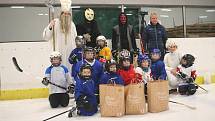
42;51;74;108
74;64;98;116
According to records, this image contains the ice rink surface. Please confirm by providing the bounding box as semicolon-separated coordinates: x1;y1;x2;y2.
1;84;215;121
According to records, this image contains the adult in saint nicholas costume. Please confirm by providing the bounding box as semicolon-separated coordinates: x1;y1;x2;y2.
43;0;77;69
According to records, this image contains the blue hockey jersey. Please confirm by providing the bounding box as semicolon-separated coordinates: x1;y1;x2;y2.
72;59;104;92
75;77;98;116
151;60;167;80
68;47;83;64
99;72;124;85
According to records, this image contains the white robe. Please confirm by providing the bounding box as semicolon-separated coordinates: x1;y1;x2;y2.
164;51;182;89
43;18;77;71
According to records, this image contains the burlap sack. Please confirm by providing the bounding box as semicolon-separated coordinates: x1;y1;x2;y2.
125;82;147;115
99;84;125;117
147;80;169;113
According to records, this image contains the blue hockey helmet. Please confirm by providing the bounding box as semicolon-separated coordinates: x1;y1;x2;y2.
138;54;151;64
151;49;161;55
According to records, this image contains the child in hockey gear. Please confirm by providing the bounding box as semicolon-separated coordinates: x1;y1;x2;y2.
44;51;74;108
68;36;85;65
150;49;167;80
72;47;103;95
135;54;152;84
75;64;98;116
95;35;112;62
176;54;198;95
135;54;152;94
117;49;137;85
164;40;182;93
100;60;124;85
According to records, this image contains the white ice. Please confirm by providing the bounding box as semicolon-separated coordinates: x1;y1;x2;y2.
0;84;215;121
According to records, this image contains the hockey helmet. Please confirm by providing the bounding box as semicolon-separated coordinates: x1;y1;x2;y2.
50;51;62;60
96;35;106;42
150;48;161;55
75;36;85;47
181;54;195;68
119;49;130;61
79;64;92;80
138;54;150;63
105;60;117;72
84;47;96;59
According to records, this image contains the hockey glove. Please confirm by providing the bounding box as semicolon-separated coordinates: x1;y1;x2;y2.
179;72;187;79
76;95;94;112
187;83;197;95
42;77;49;86
186;77;194;83
69;54;78;64
67;84;75;94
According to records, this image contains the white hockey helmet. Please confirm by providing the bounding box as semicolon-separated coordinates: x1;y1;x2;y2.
96;35;106;42
166;40;177;48
50;51;62;60
119;49;130;60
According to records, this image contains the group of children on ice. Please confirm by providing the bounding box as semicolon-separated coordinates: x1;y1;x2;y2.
42;35;198;116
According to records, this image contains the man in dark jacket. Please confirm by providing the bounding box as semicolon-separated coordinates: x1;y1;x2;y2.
112;12;137;51
143;12;167;60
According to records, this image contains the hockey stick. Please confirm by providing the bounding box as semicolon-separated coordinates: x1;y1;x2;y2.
43;106;76;121
194;82;208;93
12;57;42;80
48;81;75;96
48;81;67;90
12;57;23;72
45;0;56;51
169;100;196;110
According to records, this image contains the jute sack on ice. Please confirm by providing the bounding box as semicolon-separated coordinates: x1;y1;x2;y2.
125;81;147;115
99;84;125;117
147;80;169;113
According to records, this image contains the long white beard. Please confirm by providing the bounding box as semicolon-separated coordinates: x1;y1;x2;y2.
60;15;71;44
